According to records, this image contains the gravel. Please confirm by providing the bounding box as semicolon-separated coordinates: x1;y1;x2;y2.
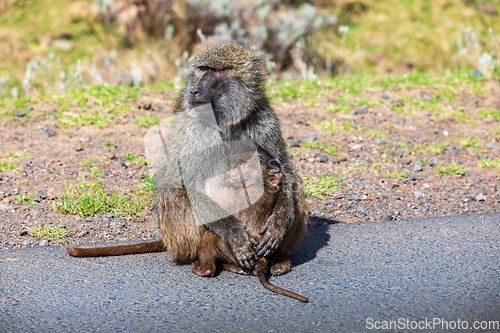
1;82;499;250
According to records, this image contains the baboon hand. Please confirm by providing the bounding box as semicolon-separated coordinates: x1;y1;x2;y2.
228;231;259;270
257;214;288;257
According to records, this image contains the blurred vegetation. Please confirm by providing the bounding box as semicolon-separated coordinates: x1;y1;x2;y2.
0;0;499;98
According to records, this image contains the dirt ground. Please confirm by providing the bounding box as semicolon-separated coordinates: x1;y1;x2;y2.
1;78;499;249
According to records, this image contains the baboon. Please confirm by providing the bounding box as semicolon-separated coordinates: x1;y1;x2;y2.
203;151;309;302
67;42;308;302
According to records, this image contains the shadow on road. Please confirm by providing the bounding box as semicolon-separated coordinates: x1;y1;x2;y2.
290;217;339;267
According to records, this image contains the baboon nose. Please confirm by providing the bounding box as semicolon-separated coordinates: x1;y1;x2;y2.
190;89;199;96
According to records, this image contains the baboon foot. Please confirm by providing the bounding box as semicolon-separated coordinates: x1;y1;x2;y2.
269;260;291;275
222;263;250;275
191;261;216;277
269;253;292;276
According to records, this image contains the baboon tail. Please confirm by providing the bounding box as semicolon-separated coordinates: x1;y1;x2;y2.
66;239;165;257
255;258;309;303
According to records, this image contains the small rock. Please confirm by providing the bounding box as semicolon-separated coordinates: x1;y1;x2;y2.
288;139;301;148
354;207;367;218
25;107;34;111
381;93;389;99
349;143;363;151
120;160;128;168
39;240;49;247
19;230;28;236
84;217;92;222
25;159;33;166
78;230;89;237
350;109;357;116
38;127;57;137
330;156;342;164
425;112;431;117
325;199;336;205
413;164;423;172
284;97;291;103
409;175;417;181
318;154;328;163
413;191;422;199
427;160;435;167
374;138;383;145
422;95;432;101
359;105;368;113
105;213;115;219
303;134;318;141
38;192;47;200
76;147;84;152
16;111;26;117
8;241;15;246
476;194;486;202
469;69;483;77
485;142;500;151
23;239;31;246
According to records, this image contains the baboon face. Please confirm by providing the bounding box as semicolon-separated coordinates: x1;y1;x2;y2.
188;67;227;107
183;43;269;129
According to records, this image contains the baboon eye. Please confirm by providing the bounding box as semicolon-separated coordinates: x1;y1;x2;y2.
198;66;226;75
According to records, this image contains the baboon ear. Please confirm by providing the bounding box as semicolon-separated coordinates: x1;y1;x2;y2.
268;169;282;187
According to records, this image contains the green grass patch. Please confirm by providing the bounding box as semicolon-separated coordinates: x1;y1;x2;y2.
17;192;39;204
478;109;500;120
135;115;159;127
436;162;467;175
317;120;354;135
459;137;480;149
301;140;340;156
0;160;18;171
88;167;103;178
7;151;30;158
55;180;152;217
367;130;389;138
123;154;140;161
269;79;322;101
147;81;176;92
451;111;474;123
303;175;342;198
141;174;156;193
417;142;445;154
384;170;409;179
57;112;112;128
104;140;116;147
77;157;97;168
479;158;500;169
123;154;146;165
30;225;68;239
325;103;350;113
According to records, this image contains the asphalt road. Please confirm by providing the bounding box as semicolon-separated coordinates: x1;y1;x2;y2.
1;213;499;332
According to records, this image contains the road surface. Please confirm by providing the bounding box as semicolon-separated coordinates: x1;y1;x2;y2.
1;213;499;332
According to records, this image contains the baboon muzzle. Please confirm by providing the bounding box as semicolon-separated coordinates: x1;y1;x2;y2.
190;71;222;106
